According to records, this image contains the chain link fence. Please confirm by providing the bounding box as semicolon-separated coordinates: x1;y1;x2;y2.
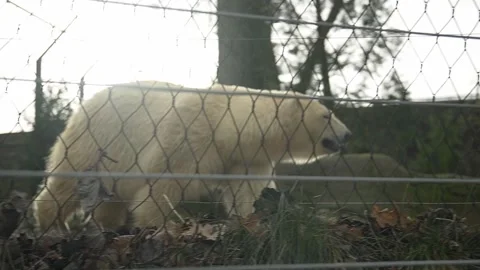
1;0;480;269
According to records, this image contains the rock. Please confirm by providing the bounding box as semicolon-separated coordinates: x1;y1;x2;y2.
274;153;478;224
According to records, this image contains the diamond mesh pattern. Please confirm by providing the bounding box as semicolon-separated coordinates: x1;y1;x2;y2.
1;0;480;268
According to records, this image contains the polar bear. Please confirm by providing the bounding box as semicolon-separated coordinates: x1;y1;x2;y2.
32;80;352;232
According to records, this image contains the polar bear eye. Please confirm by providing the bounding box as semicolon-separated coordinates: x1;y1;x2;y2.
323;111;332;120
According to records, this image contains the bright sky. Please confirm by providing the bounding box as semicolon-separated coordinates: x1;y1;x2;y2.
1;0;480;134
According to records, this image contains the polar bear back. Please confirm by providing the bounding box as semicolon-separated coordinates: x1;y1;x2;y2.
50;81;297;177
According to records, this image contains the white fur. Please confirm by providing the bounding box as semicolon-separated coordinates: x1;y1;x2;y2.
32;81;351;231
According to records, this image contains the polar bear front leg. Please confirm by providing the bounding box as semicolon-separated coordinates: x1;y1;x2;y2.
222;164;276;218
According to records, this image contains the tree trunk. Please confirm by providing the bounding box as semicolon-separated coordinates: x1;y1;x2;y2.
217;0;279;90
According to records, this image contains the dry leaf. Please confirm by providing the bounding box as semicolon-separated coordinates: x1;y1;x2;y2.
110;235;135;264
181;219;227;241
335;224;364;241
370;204;411;229
239;213;268;237
134;227;175;264
94;235;135;269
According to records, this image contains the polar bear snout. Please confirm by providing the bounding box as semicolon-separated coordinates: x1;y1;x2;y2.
342;131;352;143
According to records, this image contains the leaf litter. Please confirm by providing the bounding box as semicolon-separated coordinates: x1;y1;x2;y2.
1;153;479;269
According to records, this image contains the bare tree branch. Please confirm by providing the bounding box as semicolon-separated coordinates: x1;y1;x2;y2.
292;0;345;97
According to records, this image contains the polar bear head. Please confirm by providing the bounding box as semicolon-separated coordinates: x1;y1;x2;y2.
278;96;352;162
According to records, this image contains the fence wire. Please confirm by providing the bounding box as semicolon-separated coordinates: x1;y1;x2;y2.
1;0;480;270
130;260;480;270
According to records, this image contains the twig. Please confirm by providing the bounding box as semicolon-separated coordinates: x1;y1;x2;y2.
162;194;185;223
435;218;455;222
363;209;387;255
